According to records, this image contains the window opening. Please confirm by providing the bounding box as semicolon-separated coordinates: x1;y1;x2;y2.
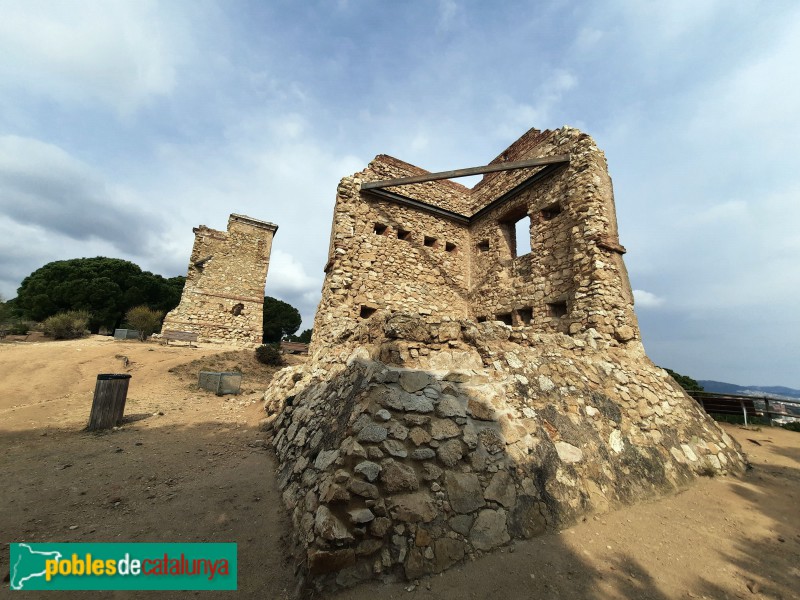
374;223;388;235
500;206;531;258
547;301;568;318
397;228;411;241
476;316;487;323
514;217;532;256
477;240;490;252
541;202;562;221
360;305;377;319
445;241;456;252
424;236;437;247
496;313;513;326
517;307;533;325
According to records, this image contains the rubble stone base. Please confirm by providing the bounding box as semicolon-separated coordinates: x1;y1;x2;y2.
265;315;746;593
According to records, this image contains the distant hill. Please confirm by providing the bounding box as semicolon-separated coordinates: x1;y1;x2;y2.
698;380;800;400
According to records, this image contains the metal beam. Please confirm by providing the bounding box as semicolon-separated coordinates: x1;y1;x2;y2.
361;154;570;190
363;188;470;224
470;162;568;222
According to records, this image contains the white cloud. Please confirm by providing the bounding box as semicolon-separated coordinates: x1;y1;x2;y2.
264;250;322;329
437;0;459;32
493;70;578;138
680;200;749;228
268;249;319;297
614;0;725;42
0;0;198;114
633;289;665;308
574;27;604;51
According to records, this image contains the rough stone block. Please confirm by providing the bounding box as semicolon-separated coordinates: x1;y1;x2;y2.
445;472;485;514
470;509;510;551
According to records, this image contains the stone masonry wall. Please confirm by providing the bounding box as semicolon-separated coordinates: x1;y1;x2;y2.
368;154;472;215
264;315;746;593
162;214;277;346
265;125;747;593
313;174;470;351
312;126;636;352
469;127;572;213
469;128;637;341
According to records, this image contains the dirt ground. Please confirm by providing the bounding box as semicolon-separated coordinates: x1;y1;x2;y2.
1;336;798;599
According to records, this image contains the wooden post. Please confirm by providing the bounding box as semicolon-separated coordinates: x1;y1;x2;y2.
86;374;131;431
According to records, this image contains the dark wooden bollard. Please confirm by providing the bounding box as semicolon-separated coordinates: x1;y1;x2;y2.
86;374;131;431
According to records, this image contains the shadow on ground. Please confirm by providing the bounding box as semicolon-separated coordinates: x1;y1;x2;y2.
328;426;800;600
2;415;799;600
0;419;295;599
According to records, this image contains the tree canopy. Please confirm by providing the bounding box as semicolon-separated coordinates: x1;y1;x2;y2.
0;295;10;324
262;296;302;343
288;328;312;343
14;257;184;332
662;367;704;392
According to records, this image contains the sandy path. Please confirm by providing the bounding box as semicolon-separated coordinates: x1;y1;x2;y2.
1;336;296;599
1;337;798;599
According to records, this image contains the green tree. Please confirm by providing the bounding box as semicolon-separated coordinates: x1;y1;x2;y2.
287;328;312;343
124;305;164;341
0;296;26;333
662;367;704;392
15;257;184;332
0;294;10;325
262;296;301;343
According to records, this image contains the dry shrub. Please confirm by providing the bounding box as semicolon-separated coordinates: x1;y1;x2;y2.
124;305;164;341
42;311;90;339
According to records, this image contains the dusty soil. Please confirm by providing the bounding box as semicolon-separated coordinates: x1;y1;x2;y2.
1;336;798;599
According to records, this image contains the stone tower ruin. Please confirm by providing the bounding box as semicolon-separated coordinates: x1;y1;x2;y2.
162;213;277;346
264;127;746;592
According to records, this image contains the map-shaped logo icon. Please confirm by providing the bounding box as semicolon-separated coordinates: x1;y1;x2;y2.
10;544;63;590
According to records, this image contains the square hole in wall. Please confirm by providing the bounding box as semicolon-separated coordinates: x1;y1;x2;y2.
517;307;533;325
496;313;513;326
424;236;437;247
374;223;388;235
547;301;568;318
397;229;411;241
476;316;487;323
477;240;490;252
445;241;456;252
541;202;562;221
360;305;377;318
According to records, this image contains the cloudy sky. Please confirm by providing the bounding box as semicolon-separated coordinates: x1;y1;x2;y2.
1;0;798;388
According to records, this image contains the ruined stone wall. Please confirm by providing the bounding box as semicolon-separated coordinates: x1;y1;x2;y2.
468;174;574;333
162;214;277;346
469;128;638;342
312;127;637;353
264;126;746;593
468;128;564;213
265;316;746;592
367;155;472;214
312;174;470;352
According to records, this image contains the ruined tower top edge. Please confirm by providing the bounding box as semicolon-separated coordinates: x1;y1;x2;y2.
229;213;279;233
